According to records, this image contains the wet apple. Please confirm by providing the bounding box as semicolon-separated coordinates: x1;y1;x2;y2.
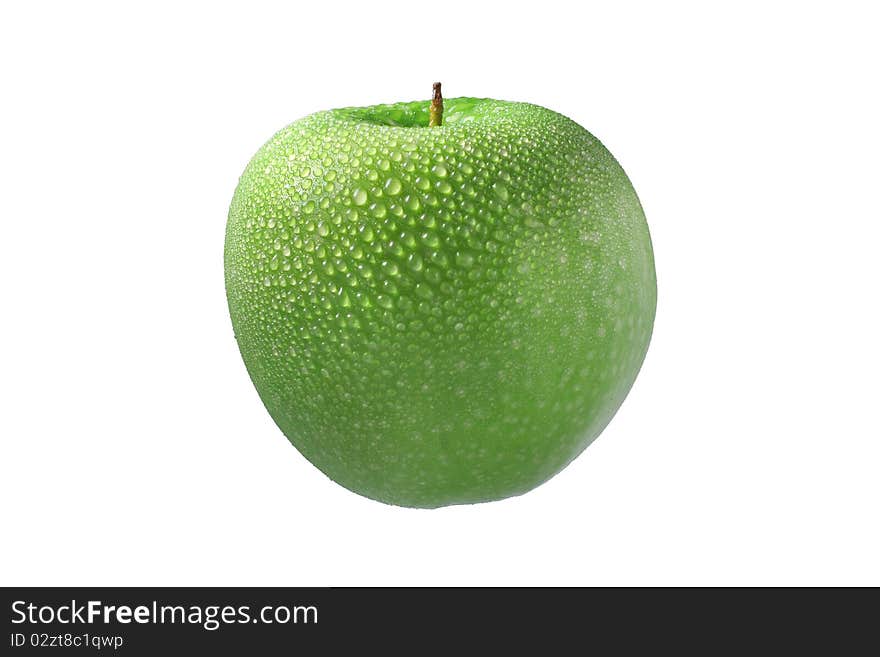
225;85;656;507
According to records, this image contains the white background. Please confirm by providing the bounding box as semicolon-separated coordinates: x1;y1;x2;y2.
1;1;878;586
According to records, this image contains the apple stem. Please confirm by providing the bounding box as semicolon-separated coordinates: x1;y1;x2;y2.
429;82;443;127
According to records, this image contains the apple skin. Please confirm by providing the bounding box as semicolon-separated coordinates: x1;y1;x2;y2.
225;97;656;508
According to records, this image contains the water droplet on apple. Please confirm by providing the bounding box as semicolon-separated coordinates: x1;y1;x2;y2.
456;252;475;268
404;195;421;211
414;283;433;299
384;177;402;195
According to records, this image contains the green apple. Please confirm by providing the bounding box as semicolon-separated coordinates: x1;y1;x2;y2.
225;85;656;508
